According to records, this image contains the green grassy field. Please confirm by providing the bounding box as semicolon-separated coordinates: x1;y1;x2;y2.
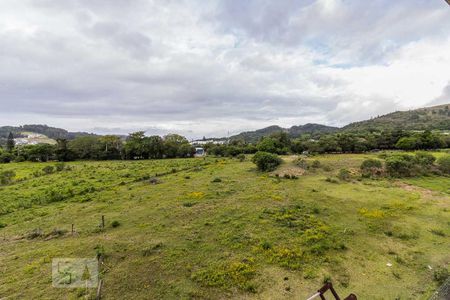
0;153;449;299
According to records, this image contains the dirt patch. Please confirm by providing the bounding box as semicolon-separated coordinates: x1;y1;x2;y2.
271;166;306;177
396;182;434;197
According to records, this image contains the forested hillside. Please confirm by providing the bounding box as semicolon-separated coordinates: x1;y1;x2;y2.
343;104;450;132
230;124;339;143
229;104;449;143
0;124;97;140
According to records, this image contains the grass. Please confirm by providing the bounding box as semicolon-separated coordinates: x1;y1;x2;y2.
0;153;449;299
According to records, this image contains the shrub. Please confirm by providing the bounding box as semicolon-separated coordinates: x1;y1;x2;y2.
111;220;121;228
142;242;163;256
325;177;339;183
360;159;383;177
338;169;351;181
212;177;222;183
414;152;436;166
55;162;66;172
260;241;272;250
294;158;308;169
236;154;246;162
0;170;15;185
26;228;44;239
385;154;416;177
14;155;25;162
437;155;450;174
42;166;55;174
0;152;14;163
252;151;282;172
148;177;161;185
311;160;321;168
322;165;332;172
94;244;106;259
433;267;449;284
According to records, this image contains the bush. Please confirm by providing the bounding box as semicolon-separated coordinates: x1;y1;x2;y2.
294;158;308;169
14;155;25;162
42;166;55;174
414;152;436;166
236;154;246;162
338;169;351;181
0;152;14;163
311;160;321;168
0;170;15;185
360;159;383;177
211;177;222;183
433;267;449;284
252;151;282;172
111;220;121;228
385;154;416;177
55;162;66;172
437;155;450;174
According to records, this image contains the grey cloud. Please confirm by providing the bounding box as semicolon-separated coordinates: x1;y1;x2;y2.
0;0;448;139
214;0;450;64
429;83;450;106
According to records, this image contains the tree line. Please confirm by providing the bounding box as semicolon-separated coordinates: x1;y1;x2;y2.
206;130;449;157
0;131;195;163
0;129;449;163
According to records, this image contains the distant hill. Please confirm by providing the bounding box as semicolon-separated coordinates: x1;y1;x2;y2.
289;123;339;136
229;103;450;142
0;124;97;140
343;104;450;132
230;123;339;143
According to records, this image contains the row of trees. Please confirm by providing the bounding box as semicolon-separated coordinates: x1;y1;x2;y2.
0;132;195;162
1;129;448;163
203;130;449;157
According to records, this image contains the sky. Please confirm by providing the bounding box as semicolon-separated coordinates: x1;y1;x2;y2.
0;0;449;139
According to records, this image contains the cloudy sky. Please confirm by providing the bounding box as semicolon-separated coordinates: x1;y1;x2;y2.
1;0;449;139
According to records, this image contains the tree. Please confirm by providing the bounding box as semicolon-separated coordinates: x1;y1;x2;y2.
56;139;76;161
256;137;278;153
143;136;164;159
99;135;122;160
68;137;101;159
6;132;15;152
395;137;418;150
124;131;146;159
26;144;56;162
163;134;191;158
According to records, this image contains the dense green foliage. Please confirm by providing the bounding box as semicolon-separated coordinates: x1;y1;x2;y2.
1;132;195;163
360;159;383;177
383;152;445;178
252;151;282;171
437;155;450;174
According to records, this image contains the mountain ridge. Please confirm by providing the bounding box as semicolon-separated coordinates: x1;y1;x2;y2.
229;103;450;142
